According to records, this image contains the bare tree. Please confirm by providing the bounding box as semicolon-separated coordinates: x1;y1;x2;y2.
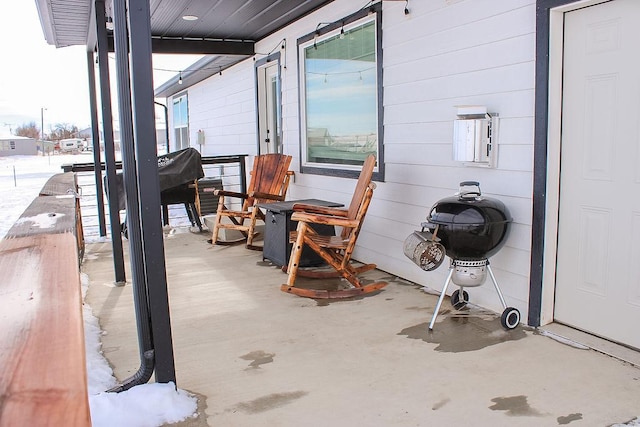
14;122;41;139
49;123;80;141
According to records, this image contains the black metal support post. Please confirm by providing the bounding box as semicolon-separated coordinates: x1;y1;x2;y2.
127;0;176;384
95;0;126;284
107;0;156;392
86;50;107;237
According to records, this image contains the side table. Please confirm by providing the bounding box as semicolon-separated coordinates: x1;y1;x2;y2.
259;199;343;267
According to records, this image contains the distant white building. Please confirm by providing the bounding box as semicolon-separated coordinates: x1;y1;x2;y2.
0;135;38;156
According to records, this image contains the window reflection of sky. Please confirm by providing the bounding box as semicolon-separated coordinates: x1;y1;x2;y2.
305;58;377;137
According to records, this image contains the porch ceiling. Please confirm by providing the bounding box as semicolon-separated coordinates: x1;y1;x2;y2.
36;0;334;96
36;0;335;49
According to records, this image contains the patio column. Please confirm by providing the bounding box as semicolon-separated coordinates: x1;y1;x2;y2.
85;50;107;237
95;0;126;284
109;0;156;391
126;0;176;384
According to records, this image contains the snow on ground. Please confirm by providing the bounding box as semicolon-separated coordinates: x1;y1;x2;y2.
81;273;197;426
1;153;197;426
0;153;80;239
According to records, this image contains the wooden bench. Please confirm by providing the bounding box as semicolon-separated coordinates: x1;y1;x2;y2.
0;173;91;426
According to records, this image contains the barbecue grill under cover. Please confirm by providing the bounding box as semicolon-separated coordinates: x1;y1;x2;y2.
110;147;205;210
157;147;205;191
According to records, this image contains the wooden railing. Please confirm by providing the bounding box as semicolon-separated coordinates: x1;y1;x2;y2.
0;173;91;426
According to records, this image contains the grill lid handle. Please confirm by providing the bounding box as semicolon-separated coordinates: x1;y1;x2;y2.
458;181;482;199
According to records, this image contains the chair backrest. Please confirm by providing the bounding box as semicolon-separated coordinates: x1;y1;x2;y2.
342;154;377;239
245;153;293;207
346;154;376;219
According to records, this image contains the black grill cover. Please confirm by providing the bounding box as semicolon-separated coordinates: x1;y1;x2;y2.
108;147;204;210
157;147;204;191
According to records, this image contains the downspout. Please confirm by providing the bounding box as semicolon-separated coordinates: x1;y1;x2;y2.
128;0;176;384
105;0;155;391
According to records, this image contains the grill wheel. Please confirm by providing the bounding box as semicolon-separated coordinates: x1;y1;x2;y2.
450;289;469;310
501;307;521;330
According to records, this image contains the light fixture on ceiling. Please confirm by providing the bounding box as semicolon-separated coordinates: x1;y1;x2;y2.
182;15;198;21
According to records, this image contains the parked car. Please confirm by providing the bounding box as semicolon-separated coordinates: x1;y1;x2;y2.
59;138;83;153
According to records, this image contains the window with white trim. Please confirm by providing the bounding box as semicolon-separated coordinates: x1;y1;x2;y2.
172;93;189;151
298;4;384;179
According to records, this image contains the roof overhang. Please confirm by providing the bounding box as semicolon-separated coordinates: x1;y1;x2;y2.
35;0;335;96
35;0;93;48
36;0;335;51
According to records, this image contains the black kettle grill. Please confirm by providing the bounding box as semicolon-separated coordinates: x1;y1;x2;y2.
405;181;520;330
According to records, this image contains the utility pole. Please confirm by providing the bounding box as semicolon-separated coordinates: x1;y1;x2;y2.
40;107;47;140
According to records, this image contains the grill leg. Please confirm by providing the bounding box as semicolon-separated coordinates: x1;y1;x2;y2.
161;205;169;226
429;267;455;330
185;203;203;231
486;263;508;310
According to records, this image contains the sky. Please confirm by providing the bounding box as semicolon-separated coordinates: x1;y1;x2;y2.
0;1;201;136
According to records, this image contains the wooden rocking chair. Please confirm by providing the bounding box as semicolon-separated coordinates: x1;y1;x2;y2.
211;153;293;250
281;154;387;298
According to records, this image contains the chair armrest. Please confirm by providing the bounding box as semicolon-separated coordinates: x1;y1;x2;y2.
292;204;348;217
250;191;286;201
213;189;249;199
291;211;359;228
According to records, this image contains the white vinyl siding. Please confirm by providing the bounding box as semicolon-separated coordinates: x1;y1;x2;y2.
379;0;535;317
182;0;536;319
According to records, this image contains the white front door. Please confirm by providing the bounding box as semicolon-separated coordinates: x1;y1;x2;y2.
257;62;281;154
554;0;640;349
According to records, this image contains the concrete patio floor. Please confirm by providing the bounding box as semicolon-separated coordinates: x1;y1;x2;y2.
82;227;640;427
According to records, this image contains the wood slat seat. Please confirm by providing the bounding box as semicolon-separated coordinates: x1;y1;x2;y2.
289;231;349;250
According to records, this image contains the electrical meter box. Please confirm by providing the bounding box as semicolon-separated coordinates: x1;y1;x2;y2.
452;106;498;168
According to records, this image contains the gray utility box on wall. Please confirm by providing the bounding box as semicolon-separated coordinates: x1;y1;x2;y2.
260;199;343;268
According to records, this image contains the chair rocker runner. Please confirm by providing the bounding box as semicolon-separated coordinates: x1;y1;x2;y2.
211;153;293;250
281;154;387;298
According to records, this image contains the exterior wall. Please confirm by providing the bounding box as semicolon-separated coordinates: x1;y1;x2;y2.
187;67;257;156
0;137;38;156
377;0;536;318
172;0;536;320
